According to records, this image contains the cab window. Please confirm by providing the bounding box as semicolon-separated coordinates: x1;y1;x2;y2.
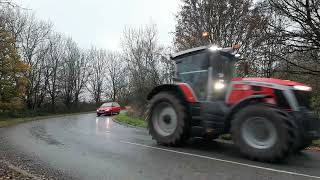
175;51;209;101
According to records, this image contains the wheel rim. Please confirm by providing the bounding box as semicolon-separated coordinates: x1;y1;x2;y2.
241;117;277;149
152;102;178;137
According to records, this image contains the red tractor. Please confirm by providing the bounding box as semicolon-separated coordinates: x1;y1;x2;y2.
146;45;320;162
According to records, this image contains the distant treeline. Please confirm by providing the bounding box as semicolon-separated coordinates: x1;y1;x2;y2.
0;0;320;117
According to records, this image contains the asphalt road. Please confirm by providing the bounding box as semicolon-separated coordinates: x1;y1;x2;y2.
0;113;320;180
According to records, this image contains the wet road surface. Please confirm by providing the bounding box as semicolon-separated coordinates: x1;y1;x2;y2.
0;113;320;180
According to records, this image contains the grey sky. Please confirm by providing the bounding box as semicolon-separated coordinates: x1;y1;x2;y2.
14;0;180;50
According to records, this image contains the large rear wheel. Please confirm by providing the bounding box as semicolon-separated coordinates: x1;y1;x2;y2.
146;92;189;146
231;104;294;162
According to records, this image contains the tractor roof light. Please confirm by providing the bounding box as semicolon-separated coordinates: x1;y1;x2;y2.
293;85;312;91
232;43;241;49
202;31;209;37
209;45;222;51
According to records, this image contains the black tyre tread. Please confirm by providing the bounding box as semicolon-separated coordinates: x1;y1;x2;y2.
273;109;308;153
231;104;295;162
145;92;189;146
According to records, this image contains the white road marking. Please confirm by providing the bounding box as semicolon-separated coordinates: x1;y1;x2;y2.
120;140;320;179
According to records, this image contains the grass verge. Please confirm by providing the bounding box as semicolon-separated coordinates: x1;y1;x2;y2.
313;139;320;147
0;111;92;128
114;113;147;128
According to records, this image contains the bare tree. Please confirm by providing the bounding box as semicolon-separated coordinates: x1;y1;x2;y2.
0;8;28;44
158;47;175;83
87;48;106;104
45;33;65;111
74;50;91;105
268;0;320;76
121;24;166;114
104;52;127;102
60;38;80;108
174;0;267;49
17;14;52;109
0;0;21;8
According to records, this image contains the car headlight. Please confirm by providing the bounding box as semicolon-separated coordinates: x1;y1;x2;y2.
293;85;312;91
96;110;99;112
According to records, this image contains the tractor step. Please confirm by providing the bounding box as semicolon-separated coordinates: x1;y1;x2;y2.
191;125;222;138
191;126;205;137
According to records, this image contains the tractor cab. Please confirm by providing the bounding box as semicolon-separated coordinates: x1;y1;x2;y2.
172;45;238;101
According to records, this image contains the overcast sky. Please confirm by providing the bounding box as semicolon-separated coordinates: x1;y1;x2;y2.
13;0;180;50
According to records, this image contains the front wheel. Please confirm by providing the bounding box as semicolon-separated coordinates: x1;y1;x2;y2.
231;104;294;162
146;92;189;146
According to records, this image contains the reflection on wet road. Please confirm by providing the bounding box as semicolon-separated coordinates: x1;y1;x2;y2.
95;117;111;134
0;113;320;180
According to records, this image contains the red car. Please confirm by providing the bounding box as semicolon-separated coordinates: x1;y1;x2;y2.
96;102;121;116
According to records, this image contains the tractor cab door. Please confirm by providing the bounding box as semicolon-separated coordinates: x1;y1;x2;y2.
176;51;210;101
207;52;235;101
199;52;236;135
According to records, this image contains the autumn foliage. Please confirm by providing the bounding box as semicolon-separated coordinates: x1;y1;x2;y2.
0;30;28;110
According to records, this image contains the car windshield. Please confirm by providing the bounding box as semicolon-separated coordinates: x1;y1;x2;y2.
101;103;112;107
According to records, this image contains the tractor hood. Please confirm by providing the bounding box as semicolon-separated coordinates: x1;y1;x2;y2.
232;77;307;87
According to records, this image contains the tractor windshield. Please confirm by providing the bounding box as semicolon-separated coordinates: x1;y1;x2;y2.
210;53;235;82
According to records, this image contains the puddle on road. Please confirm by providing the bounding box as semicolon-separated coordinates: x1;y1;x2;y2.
29;125;64;146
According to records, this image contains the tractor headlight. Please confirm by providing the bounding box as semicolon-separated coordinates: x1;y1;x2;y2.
293;85;312;91
214;80;225;90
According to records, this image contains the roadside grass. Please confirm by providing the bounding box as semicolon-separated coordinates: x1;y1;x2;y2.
313;139;320;147
114;112;147;128
0;111;93;128
0;117;35;128
220;133;232;141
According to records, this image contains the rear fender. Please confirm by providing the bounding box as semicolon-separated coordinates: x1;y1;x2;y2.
147;83;197;103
